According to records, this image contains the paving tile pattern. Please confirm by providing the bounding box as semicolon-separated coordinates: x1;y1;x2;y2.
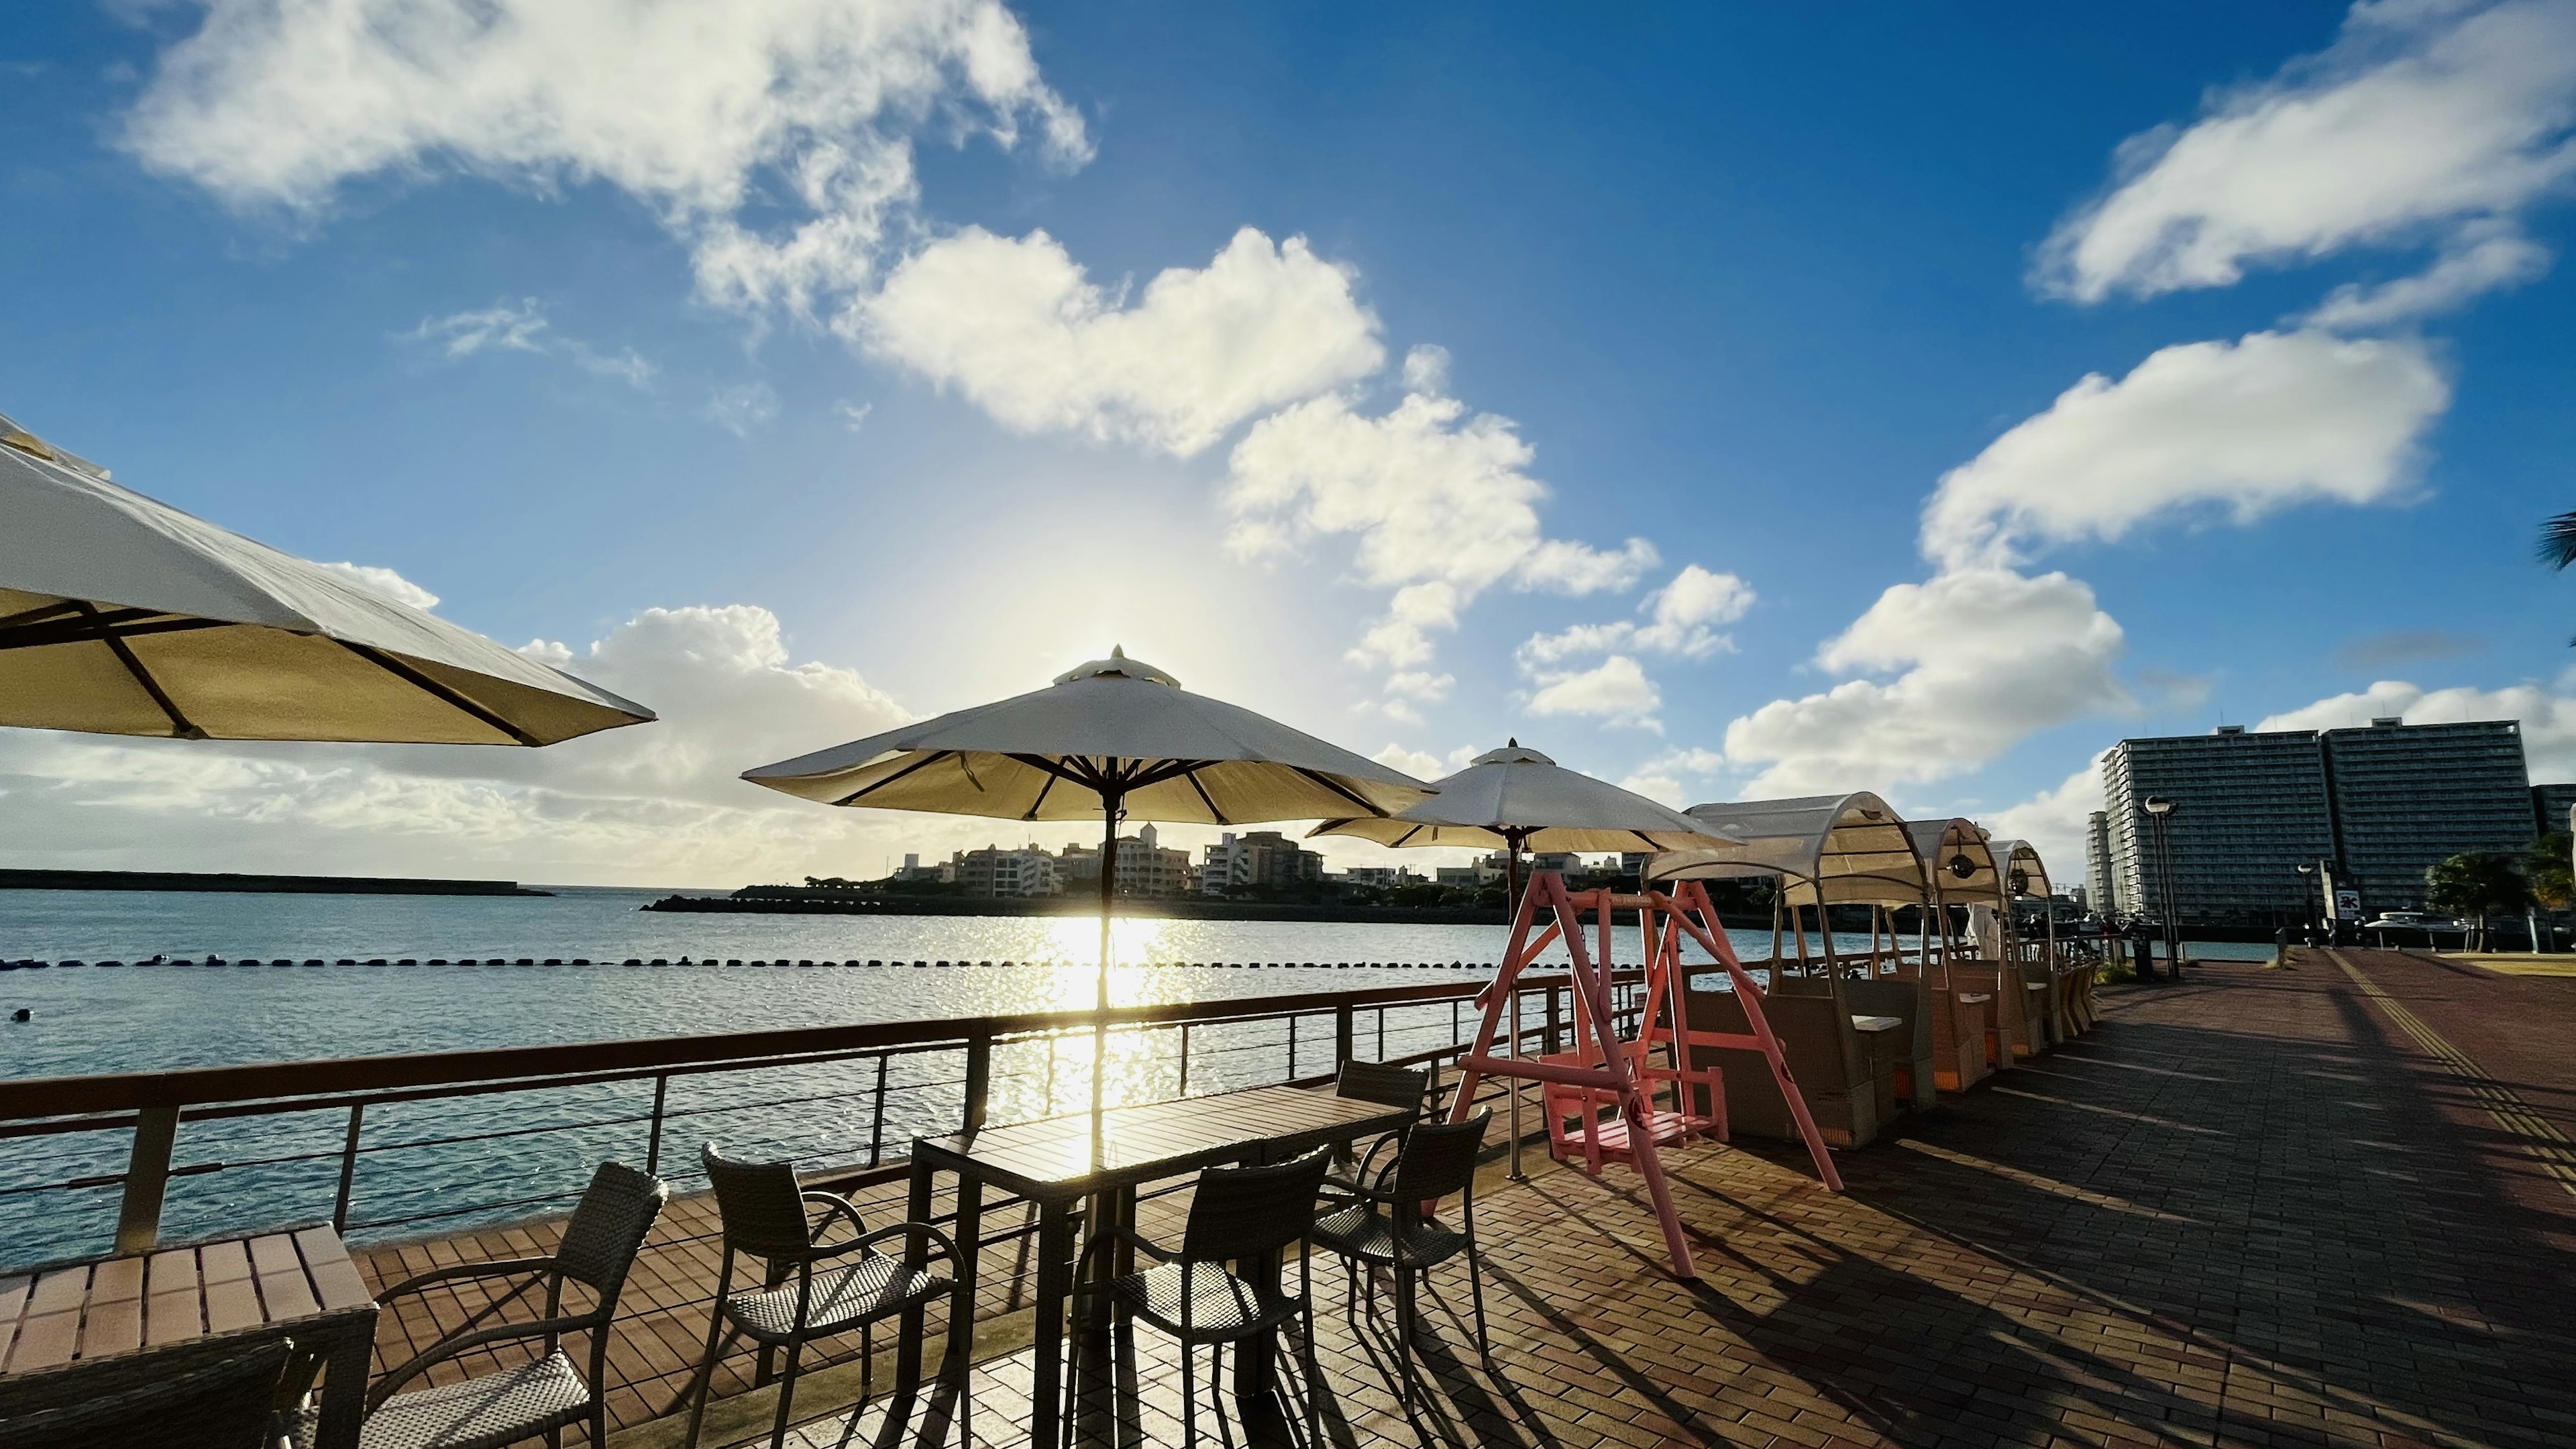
352;955;2576;1448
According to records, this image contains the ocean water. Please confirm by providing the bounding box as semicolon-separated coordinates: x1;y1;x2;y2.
0;887;2255;1265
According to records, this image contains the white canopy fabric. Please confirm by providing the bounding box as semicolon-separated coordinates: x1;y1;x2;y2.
0;416;652;745
1306;742;1734;853
1992;839;2052;901
742;647;1432;825
1647;792;1923;899
1909;818;1998;903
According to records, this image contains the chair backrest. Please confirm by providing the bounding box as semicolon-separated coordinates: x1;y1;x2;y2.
702;1144;820;1258
1390;1110;1491;1201
0;1336;293;1449
555;1159;672;1305
1335;1060;1430;1115
1179;1149;1334;1263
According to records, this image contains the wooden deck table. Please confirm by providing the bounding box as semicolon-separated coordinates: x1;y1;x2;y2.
0;1222;378;1446
902;1083;1416;1448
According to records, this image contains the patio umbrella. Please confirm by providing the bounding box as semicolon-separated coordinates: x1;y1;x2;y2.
1307;740;1735;902
743;645;1435;1015
0;413;651;744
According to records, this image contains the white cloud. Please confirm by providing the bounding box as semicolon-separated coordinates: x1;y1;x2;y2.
315;561;439;612
0;604;929;884
123;0;1088;325
706;381;781;436
400;298;655;388
1526;655;1663;731
1984;755;2108;881
1617;747;1727;808
835;400;874;431
1519;564;1755;667
1226;385;1656;670
2304;221;2552;328
1371;743;1449;781
2257;675;2576;779
1921;329;2449;570
2039;0;2576;307
1723;568;2129;796
857;226;1383;455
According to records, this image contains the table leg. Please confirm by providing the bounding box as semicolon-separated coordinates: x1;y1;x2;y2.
1028;1199;1075;1449
896;1157;936;1405
313;1311;376;1449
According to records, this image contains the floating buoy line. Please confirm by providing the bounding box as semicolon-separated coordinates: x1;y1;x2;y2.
0;956;1497;971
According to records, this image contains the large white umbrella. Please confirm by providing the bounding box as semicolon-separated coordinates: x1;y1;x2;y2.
743;646;1434;1005
0;414;651;744
745;646;1435;1136
1309;740;1735;901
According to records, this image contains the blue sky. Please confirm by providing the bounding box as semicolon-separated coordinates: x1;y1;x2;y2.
3;1;2573;885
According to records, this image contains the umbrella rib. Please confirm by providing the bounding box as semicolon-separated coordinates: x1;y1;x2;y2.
335;640;545;747
834;750;955;806
78;603;204;740
1023;767;1060;820
0;609;229;653
1291;766;1385;817
0;598;85;631
1180;767;1228;825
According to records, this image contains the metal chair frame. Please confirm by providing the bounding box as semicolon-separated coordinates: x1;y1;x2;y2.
684;1145;969;1449
346;1159;669;1449
0;1335;297;1449
1326;1060;1431;1199
1063;1149;1334;1449
1311;1110;1493;1405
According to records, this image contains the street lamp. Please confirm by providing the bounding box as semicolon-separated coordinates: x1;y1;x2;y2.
2295;862;2316;941
2143;796;2181;981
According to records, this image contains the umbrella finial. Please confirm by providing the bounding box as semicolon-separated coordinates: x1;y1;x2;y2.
1507;737;1518;747
1112;644;1126;659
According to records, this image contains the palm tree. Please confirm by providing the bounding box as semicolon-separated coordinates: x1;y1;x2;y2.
2545;510;2576;572
2426;852;2528;951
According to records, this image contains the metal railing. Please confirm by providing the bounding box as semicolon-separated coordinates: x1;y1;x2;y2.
0;971;1646;1267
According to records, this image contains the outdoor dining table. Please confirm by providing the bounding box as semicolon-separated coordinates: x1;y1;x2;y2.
898;1082;1419;1448
0;1222;378;1446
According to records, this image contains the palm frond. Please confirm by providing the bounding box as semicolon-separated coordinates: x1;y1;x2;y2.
2541;509;2576;571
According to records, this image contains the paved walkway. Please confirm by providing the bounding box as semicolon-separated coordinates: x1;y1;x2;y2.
360;954;2576;1448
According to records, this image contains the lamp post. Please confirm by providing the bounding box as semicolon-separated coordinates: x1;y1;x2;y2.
2143;796;2182;981
2295;862;2317;943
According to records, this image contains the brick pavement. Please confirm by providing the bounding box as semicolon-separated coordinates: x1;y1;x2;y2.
354;954;2576;1448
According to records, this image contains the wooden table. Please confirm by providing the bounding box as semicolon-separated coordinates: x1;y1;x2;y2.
0;1224;378;1446
902;1083;1417;1448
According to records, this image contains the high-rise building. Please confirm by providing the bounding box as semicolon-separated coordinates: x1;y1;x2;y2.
1057;823;1192;898
2098;716;2534;925
2102;726;2336;926
2083;811;2116;914
2320;719;2531;912
2533;782;2576;839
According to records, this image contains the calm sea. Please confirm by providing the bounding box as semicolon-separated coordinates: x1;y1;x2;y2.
0;887;2265;1263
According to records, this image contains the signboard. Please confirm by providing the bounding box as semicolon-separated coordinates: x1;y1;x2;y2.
2332;888;2361;920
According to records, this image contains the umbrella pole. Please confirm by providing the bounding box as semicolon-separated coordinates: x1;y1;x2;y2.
1091;789;1124;1176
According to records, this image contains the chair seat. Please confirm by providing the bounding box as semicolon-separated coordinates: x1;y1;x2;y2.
331;1351;592;1449
1311;1205;1466;1270
1108;1260;1299;1342
723;1252;949;1342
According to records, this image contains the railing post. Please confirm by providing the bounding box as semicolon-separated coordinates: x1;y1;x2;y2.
963;1032;991;1133
1508;988;1527;1181
645;1073;669;1177
1545;983;1563;1057
1177;1023;1191;1097
331;1104;365;1234
1287;1012;1299;1081
869;1055;890;1168
1334;1004;1354;1069
113;1105;179;1256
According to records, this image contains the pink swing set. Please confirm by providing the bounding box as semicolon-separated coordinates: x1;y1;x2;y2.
1445;870;1843;1279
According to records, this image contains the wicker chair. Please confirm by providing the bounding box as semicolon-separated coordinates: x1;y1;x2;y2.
0;1335;295;1449
1311;1110;1492;1403
1324;1060;1431;1197
682;1145;967;1449
294;1159;669;1449
1064;1149;1334;1449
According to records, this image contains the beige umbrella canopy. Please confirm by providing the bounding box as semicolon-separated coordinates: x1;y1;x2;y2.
0;414;651;745
745;646;1435;1004
1308;740;1735;900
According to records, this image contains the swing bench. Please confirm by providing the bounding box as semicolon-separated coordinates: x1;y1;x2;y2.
1445;870;1841;1279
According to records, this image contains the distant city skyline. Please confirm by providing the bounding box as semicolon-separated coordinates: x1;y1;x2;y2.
3;3;2573;886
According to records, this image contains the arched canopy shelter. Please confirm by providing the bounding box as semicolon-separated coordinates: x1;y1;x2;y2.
1893;819;2006;1091
1646;793;1926;1148
1990;840;2080;1046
